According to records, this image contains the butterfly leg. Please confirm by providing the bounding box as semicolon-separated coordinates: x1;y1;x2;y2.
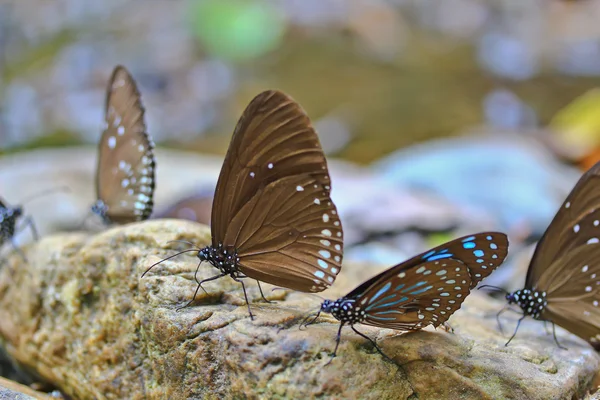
20;215;39;241
496;305;510;336
232;275;254;320
256;281;274;304
550;321;567;350
177;271;226;311
325;323;345;365
351;325;394;363
505;315;526;346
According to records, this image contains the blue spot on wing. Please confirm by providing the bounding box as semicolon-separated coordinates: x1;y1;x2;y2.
401;281;427;293
426;253;453;261
370;315;396;321
462;236;476;242
370;297;409;309
463;242;476;249
409;285;433;295
473;249;484;257
368;282;391;304
422;250;435;259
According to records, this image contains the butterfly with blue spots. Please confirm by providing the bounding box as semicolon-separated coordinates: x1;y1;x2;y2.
304;232;509;361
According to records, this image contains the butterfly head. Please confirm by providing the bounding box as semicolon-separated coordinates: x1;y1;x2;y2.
91;200;109;222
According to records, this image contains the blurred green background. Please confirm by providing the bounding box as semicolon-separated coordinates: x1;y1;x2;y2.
2;0;600;164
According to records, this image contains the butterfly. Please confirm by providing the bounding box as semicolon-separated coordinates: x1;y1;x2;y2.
144;90;344;318
492;160;600;349
0;198;36;260
91;65;156;225
303;232;508;361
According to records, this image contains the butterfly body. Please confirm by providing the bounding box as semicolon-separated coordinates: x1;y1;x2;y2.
505;289;547;320
197;244;241;276
321;298;365;325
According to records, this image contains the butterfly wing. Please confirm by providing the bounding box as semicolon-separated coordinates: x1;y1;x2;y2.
526;161;600;288
537;243;600;349
347;232;507;294
350;259;472;330
213;90;342;292
95;65;155;224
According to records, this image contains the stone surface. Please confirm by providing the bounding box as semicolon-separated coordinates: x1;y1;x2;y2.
0;219;598;399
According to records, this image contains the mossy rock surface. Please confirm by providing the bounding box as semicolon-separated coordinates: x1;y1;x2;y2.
0;219;598;399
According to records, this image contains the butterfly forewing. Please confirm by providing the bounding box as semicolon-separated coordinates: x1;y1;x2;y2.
526;161;600;287
95;65;155;224
212;90;342;292
351;259;472;330
348;233;507;293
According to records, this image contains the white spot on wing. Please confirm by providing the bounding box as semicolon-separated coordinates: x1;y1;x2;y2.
321;229;332;236
319;250;331;259
296;186;304;191
108;136;116;149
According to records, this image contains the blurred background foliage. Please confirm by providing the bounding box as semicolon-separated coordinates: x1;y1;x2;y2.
1;0;600;164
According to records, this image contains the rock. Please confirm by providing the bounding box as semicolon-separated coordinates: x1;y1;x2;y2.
0;376;55;399
0;219;598;399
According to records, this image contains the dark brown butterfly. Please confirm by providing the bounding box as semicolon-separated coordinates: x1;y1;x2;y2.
91;65;155;224
144;90;343;318
491;160;600;349
304;232;509;361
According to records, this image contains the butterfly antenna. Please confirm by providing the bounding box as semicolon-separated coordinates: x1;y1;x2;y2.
19;186;71;205
477;284;510;295
141;249;199;278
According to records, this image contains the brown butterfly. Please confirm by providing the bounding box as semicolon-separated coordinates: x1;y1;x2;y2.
493;160;600;349
144;90;343;318
91;65;155;224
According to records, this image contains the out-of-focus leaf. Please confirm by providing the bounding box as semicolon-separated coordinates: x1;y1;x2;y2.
187;0;286;62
